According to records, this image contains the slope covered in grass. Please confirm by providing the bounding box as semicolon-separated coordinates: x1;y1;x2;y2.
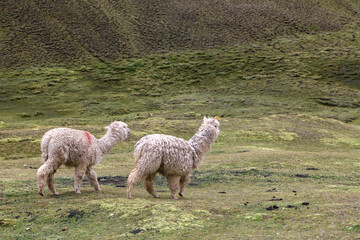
1;23;359;127
1;0;359;67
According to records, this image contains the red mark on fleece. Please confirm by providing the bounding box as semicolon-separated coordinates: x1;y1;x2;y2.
83;131;92;146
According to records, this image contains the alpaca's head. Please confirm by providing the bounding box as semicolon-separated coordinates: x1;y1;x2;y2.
200;116;220;139
105;121;130;140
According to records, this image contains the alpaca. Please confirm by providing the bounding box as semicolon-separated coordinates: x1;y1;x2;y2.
37;121;130;196
126;117;220;199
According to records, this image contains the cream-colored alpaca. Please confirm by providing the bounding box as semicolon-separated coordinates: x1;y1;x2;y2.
37;121;130;196
127;117;220;199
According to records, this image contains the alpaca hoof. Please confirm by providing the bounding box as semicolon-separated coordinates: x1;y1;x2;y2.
95;188;101;191
54;192;59;196
153;195;160;198
179;192;184;197
75;190;81;194
39;191;44;196
171;196;178;200
128;195;134;199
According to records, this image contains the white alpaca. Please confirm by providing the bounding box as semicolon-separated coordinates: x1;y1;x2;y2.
37;121;130;196
127;117;220;199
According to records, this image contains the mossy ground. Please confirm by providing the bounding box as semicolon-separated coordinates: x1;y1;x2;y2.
1;25;360;239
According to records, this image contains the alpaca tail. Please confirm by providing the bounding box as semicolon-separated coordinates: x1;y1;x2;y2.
134;139;147;164
40;132;52;162
133;144;142;165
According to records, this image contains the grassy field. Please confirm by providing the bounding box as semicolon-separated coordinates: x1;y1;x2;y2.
1;24;360;239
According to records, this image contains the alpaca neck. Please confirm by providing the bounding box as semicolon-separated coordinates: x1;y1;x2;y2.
188;128;217;168
98;130;121;154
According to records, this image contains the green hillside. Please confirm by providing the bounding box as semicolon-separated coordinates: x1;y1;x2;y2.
1;0;359;67
1;24;360;126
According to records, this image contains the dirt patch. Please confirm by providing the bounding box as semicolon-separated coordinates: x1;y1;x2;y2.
269;198;283;201
306;168;320;171
286;205;299;209
229;169;273;177
130;228;143;235
294;174;310;178
266;205;279;211
97;176;128;188
266;188;277;192
67;209;85;221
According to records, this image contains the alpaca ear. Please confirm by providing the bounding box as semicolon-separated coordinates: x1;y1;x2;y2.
203;116;208;122
208;116;219;123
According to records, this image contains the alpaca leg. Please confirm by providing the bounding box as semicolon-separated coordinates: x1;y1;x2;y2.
85;167;101;191
37;160;60;196
166;175;181;200
126;168;144;199
74;163;87;194
179;175;191;197
46;171;59;196
143;174;159;198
